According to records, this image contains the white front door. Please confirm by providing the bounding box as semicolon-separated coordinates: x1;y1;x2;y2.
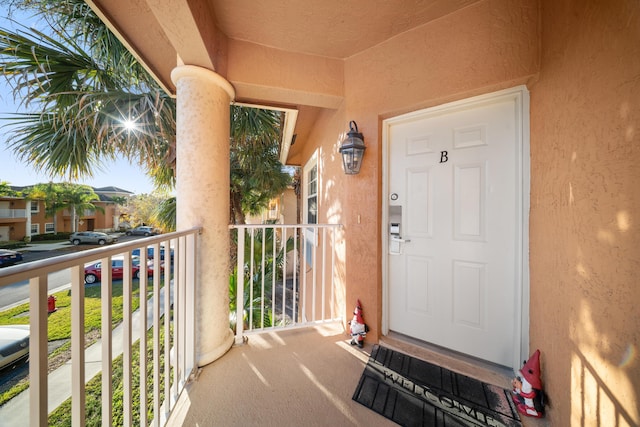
384;87;528;368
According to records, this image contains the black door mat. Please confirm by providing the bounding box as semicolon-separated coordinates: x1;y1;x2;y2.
352;345;522;427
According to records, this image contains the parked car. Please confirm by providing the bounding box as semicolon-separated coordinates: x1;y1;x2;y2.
0;249;23;268
84;255;164;284
132;245;174;260
70;231;117;246
125;226;157;237
0;325;29;370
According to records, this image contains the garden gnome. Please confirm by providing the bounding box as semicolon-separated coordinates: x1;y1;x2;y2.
512;349;545;418
349;299;368;348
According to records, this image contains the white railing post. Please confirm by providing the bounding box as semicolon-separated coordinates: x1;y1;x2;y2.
71;264;86;426
101;255;113;427
321;227;327;320
292;227;298;325
139;248;148;427
235;227;245;343
0;227;202;427
228;223;342;335
122;251;133;427
152;242;161;427
29;274;47;427
249;229;255;330
164;238;173;419
185;231;197;376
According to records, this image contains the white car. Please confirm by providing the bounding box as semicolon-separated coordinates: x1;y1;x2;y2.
125;226;157;237
0;325;29;370
70;231;117;246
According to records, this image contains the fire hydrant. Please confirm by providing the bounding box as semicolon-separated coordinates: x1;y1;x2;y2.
47;295;56;313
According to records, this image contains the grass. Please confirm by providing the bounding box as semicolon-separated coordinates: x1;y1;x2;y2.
0;280;144;406
48;323;171;426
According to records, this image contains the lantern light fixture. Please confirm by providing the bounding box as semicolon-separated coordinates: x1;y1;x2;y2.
339;121;366;175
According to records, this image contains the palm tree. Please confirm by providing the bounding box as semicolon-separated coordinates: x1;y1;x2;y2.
229;105;291;224
59;184;104;232
26;182;66;233
0;0;176;186
153;197;176;232
0;0;290;224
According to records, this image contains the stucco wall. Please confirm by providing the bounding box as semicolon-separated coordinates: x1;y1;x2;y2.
339;0;539;344
529;0;640;424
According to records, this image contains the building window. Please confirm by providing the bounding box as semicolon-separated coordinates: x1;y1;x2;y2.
30;202;39;214
306;164;318;225
45;223;55;233
303;153;319;265
31;224;40;235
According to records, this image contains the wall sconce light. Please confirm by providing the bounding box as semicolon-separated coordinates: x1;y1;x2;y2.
339;121;366;175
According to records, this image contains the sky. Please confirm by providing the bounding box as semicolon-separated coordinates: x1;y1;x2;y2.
0;6;156;195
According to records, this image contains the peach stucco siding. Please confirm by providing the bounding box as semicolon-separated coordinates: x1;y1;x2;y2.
339;0;539;345
529;0;640;425
88;0;639;424
296;1;639;424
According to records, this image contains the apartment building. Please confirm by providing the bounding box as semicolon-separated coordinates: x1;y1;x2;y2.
0;186;132;242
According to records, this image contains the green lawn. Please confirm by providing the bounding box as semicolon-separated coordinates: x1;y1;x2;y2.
48;324;170;426
0;281;143;405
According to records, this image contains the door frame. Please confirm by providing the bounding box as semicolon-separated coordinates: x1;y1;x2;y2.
381;85;530;369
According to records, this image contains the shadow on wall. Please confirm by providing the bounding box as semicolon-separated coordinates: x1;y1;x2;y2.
569;301;638;426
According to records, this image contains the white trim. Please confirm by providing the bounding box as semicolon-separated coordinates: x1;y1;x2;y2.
303;150;319;247
233;102;299;166
381;85;530;370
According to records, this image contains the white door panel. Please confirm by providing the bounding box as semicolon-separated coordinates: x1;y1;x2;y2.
385;89;527;367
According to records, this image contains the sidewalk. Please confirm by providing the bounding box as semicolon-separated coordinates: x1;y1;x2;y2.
0;288;168;426
21;241;73;251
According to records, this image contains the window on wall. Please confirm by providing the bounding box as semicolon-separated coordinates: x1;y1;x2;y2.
303;153;319;265
306;164;318;225
30;202;39;214
45;223;55;233
31;224;39;235
303;152;319;227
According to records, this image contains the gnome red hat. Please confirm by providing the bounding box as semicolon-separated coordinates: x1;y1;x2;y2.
354;299;364;323
521;349;542;390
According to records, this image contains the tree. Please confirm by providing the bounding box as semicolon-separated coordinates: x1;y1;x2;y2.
0;0;176;186
230;106;291;224
60;183;104;232
153;197;176;233
0;0;290;226
26;182;103;232
119;193;165;229
0;180;19;197
26;182;66;233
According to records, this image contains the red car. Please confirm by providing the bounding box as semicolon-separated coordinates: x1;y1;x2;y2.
84;256;164;284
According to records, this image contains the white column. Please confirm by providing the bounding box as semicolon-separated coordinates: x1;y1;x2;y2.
171;65;235;367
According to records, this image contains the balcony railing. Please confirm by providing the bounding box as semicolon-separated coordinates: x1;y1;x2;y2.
0;208;27;218
230;224;344;343
0;223;343;426
0;228;200;427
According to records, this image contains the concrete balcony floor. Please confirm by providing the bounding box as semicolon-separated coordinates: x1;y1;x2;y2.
168;323;546;427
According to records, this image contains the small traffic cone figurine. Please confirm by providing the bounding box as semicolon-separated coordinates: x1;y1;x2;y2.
349;299;368;348
512;349;545;418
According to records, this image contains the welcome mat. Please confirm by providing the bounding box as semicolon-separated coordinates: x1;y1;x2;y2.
352;345;521;427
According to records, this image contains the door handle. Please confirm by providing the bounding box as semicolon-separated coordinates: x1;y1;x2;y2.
390;236;411;243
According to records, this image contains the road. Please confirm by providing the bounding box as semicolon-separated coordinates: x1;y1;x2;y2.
0;269;72;311
0;234;144;311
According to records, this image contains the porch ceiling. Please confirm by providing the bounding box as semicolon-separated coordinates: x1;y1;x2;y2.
209;0;481;59
86;0;480;164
